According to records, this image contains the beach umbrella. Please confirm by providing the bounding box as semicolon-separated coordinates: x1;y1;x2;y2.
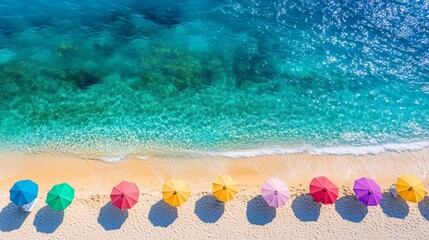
162;179;190;207
261;178;290;208
212;175;239;202
396;174;426;203
46;183;75;211
310;176;338;204
353;177;382;206
9;180;38;207
110;181;140;210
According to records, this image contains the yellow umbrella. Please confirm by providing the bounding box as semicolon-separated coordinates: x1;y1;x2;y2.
396;174;426;203
162;179;191;207
212;175;239;202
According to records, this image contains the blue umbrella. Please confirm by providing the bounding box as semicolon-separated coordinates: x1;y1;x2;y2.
9;180;39;207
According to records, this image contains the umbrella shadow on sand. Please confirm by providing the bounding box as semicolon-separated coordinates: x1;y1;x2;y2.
194;195;225;223
246;195;276;226
379;192;409;219
0;203;30;232
98;202;129;230
291;194;321;222
418;196;429;220
33;206;64;233
148;200;178;227
335;196;368;223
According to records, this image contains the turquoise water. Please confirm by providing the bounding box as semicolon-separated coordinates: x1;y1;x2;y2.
0;0;428;158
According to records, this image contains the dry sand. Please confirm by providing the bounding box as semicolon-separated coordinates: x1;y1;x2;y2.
0;148;428;239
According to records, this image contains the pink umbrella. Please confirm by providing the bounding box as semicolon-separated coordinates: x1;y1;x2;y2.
110;181;140;210
310;176;338;204
261;178;290;208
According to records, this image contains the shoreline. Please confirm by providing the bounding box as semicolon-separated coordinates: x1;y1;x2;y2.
0;148;428;194
3;139;429;163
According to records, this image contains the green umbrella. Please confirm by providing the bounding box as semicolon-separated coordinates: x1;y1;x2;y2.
46;183;75;211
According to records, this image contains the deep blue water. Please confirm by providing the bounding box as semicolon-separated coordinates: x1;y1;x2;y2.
0;0;428;158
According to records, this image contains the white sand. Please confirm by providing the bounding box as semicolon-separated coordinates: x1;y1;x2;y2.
0;191;429;239
0;149;428;239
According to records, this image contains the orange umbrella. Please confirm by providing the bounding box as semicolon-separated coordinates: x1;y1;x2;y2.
212;175;239;202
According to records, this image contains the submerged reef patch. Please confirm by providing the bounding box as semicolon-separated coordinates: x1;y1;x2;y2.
58;69;105;89
138;44;226;95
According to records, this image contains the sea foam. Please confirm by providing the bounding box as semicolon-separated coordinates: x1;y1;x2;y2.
97;155;126;163
202;141;429;158
94;141;429;163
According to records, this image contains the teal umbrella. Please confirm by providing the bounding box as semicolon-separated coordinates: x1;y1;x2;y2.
46;183;75;211
9;180;39;207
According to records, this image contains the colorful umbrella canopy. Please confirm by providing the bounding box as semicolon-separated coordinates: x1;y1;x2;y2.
110;181;140;210
212;175;239;202
9;180;39;207
162;179;191;207
310;176;338;204
261;178;290;208
46;183;75;211
396;174;426;203
353;177;382;206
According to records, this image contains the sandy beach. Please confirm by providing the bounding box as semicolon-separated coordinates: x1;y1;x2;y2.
0;149;428;239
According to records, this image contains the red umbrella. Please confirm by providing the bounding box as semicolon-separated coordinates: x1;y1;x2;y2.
110;181;140;210
310;176;338;204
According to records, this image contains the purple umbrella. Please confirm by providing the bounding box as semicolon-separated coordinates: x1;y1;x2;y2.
353;177;382;206
261;178;290;208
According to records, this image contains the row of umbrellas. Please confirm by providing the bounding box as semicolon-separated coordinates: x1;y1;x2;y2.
268;174;426;208
111;174;427;210
111;175;239;209
7;174;427;211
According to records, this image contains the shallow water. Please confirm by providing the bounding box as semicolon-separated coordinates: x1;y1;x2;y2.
0;0;428;158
